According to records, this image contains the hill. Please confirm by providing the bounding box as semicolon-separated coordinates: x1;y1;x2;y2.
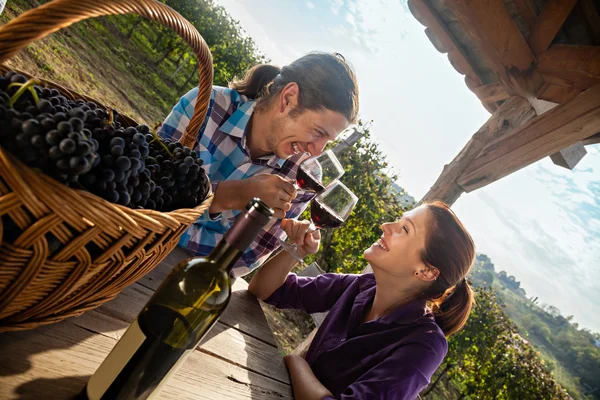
470;254;600;399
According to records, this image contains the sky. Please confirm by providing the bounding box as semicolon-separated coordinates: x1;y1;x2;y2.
214;0;600;332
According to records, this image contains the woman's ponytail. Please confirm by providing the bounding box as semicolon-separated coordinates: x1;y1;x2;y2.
421;201;476;337
229;64;281;99
431;278;474;337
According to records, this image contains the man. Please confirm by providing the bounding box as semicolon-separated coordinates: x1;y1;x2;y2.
159;52;359;277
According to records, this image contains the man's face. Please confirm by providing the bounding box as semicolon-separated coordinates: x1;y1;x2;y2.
265;83;350;159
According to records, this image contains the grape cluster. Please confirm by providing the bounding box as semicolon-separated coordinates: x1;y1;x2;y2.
0;70;209;212
0;71;102;183
146;138;209;210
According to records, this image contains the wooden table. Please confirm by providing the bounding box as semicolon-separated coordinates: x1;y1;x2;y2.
0;248;292;399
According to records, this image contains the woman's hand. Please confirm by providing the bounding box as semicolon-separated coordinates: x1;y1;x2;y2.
281;219;320;259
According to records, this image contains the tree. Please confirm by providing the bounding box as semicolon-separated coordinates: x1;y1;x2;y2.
422;287;571;400
153;0;268;87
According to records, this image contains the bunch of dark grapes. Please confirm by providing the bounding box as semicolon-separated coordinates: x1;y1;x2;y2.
0;71;100;183
81;124;150;207
0;70;209;212
145;138;209;211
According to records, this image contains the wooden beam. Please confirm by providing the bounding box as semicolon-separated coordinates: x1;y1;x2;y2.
458;85;600;192
541;72;600;91
448;0;545;100
537;83;582;103
528;0;578;54
579;0;600;45
471;82;510;103
420;97;535;205
512;0;538;34
583;132;600;145
538;45;600;81
408;0;498;112
408;0;482;85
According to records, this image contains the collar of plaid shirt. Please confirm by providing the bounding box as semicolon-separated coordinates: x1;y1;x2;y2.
216;99;287;169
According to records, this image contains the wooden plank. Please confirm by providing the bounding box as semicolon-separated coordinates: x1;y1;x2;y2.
512;0;538;33
579;0;600;45
583;132;600;145
408;0;500;111
448;0;545;99
528;0;578;54
0;320;292;400
537;82;583;103
407;0;483;86
137;247;278;346
471;82;510;102
541;71;600;91
538;44;600;82
71;302;290;384
420;96;536;205
458;85;600;191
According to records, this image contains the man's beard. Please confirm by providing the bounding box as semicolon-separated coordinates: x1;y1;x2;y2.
266;116;287;158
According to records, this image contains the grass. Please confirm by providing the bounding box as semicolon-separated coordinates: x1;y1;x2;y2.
1;0;199;126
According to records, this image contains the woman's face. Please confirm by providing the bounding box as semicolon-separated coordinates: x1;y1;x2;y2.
364;205;430;277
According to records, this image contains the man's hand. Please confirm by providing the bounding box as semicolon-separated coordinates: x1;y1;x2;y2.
281;219;320;258
241;174;297;219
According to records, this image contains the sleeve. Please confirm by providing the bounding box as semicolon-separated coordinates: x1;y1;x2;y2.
263;273;360;314
158;87;200;143
331;333;448;400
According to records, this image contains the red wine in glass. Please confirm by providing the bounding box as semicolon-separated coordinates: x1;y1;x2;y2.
311;199;344;229
296;167;326;193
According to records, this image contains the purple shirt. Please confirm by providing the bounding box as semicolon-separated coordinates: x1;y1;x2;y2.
265;273;448;400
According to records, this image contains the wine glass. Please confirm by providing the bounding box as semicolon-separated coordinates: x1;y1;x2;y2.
295;149;344;194
281;181;359;262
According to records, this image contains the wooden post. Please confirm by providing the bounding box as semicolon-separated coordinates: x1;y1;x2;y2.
419;96;536;205
458;85;600;191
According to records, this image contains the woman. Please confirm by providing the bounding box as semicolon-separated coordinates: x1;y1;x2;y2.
249;201;475;399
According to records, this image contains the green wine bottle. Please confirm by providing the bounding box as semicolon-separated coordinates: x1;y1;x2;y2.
83;198;273;400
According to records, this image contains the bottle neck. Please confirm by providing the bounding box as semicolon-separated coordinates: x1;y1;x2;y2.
209;241;242;272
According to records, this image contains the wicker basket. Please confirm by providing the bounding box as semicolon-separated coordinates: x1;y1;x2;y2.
0;0;215;332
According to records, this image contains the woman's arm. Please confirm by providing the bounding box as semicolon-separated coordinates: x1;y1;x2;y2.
248;219;319;300
284;355;334;400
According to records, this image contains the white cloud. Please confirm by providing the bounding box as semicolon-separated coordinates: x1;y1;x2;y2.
330;0;344;15
306;1;315;9
345;12;356;28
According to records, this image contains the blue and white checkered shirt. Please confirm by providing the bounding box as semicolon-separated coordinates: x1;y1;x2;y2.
159;86;314;277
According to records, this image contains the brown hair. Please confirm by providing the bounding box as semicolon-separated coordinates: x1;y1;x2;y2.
421;201;475;337
229;52;359;123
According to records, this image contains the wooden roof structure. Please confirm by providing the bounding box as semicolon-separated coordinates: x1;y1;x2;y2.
408;0;600;205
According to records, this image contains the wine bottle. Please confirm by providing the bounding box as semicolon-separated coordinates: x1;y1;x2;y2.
82;198;273;400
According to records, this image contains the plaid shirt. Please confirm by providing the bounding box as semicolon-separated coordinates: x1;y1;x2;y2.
159;86;314;277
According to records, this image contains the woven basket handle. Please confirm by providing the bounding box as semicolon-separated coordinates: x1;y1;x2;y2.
0;0;213;148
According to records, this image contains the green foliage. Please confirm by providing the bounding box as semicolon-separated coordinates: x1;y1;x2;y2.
153;0;268;88
304;122;408;274
468;254;600;399
422;287;571;400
